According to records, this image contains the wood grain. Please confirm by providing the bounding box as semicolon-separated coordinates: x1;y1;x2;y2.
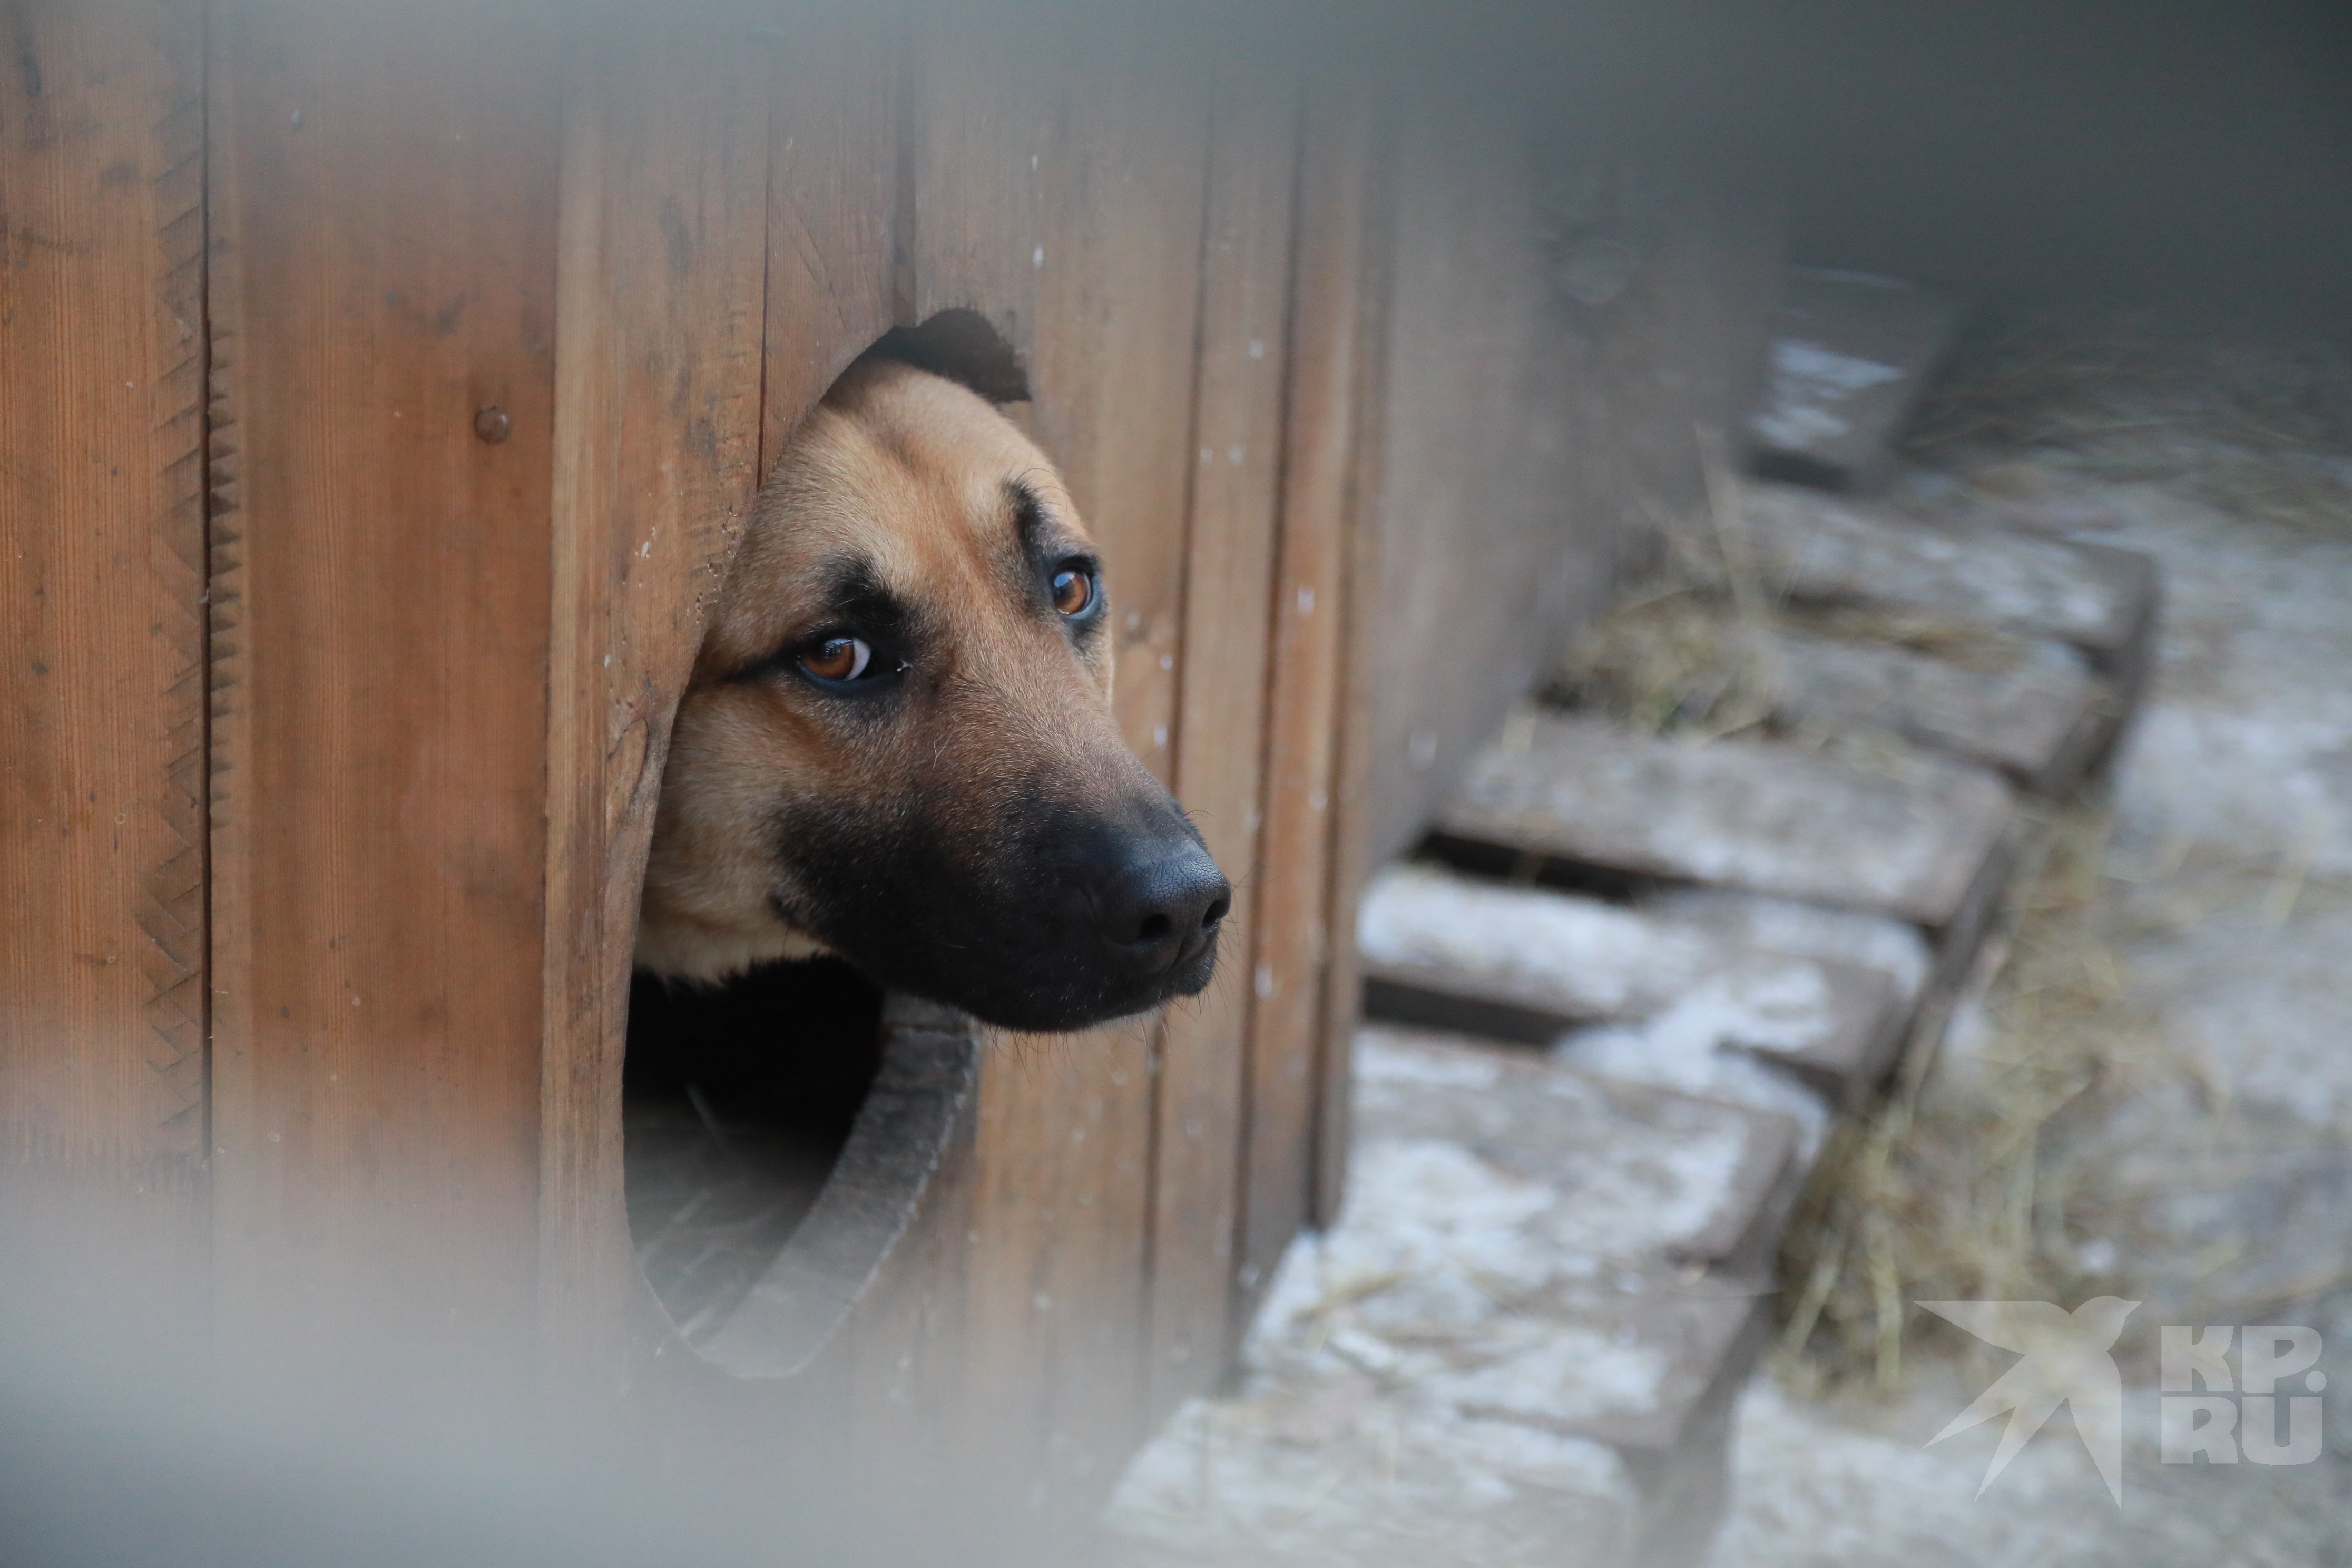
904;0;1046;371
0;5;1409;1527
1144;57;1298;1422
758;0;903;477
0;0;209;1354
1312;90;1391;1229
1239;82;1381;1293
205;0;562;1386
904;4;1212;1522
1027;21;1209;790
0;0;207;1175
540;4;775;1381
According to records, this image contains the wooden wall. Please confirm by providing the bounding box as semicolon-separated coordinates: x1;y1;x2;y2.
0;0;210;1363
0;0;1385;1537
1361;100;1787;863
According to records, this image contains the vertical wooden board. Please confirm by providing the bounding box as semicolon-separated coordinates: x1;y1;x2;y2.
838;1090;980;1511
0;0;208;1343
205;0;561;1384
1144;61;1299;1419
957;1025;1160;1515
1312;98;1392;1230
905;0;1048;367
1237;83;1379;1302
0;0;206;1173
909;13;1216;1516
1026;22;1209;786
539;6;775;1382
1023;22;1211;1476
1023;25;1214;1443
898;4;1188;1519
758;1;901;476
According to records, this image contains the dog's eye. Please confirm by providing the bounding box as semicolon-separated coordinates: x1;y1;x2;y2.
798;635;872;683
1052;565;1095;618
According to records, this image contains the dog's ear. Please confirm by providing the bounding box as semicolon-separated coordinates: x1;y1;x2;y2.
862;309;1032;405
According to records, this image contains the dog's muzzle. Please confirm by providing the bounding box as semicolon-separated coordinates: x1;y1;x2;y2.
1088;831;1230;983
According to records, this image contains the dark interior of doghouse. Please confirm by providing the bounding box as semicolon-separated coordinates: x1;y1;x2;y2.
623;958;886;1343
621;312;1029;1347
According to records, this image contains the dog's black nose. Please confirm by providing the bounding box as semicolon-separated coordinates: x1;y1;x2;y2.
1098;839;1230;975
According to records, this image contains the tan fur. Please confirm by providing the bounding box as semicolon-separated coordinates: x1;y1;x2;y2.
636;358;1134;986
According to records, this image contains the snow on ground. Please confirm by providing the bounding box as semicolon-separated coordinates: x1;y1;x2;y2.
1712;360;2352;1565
1711;1372;2352;1568
2096;485;2352;885
1107;331;2352;1566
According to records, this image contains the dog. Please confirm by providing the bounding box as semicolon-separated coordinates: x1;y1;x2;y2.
633;355;1229;1033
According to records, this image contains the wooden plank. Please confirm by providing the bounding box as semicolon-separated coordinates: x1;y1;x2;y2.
751;0;943;1487
1358;865;1905;1107
1037;16;1211;1494
1116;1027;1793;1566
1312;90;1391;1232
758;1;901;477
1738;481;2154;653
1748;267;1962;492
1346;1028;1788;1562
906;6;1211;1523
1015;24;1211;1503
1350;1028;1797;1276
905;0;1046;369
1237;81;1376;1298
1026;28;1208;791
205;0;562;1385
539;6;776;1383
835;1032;983;1533
902;3;1073;1510
1769;629;2106;793
898;3;1077;1523
1144;58;1298;1421
0;0;208;1348
1437;713;2015;929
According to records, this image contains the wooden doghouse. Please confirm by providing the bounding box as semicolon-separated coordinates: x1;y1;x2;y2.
0;0;1385;1532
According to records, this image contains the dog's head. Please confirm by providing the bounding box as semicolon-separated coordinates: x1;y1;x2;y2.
636;358;1229;1032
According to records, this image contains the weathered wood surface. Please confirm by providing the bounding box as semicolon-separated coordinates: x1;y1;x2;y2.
1358;865;1905;1103
0;0;209;1356
1747;267;1961;491
1348;1030;1797;1272
902;9;1215;1521
1312;86;1393;1238
1363;121;1788;874
1144;58;1298;1422
0;6;1383;1535
205;0;564;1384
758;3;902;478
1736;481;2161;781
1645;888;1934;1006
1739;481;2154;654
1238;82;1385;1299
1110;1388;1644;1568
1109;1026;1791;1568
540;7;779;1383
1770;628;2109;794
903;0;1047;374
1439;713;2014;929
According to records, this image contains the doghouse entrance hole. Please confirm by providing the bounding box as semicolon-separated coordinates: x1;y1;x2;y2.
623;958;886;1345
620;316;1015;1362
864;307;1032;404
